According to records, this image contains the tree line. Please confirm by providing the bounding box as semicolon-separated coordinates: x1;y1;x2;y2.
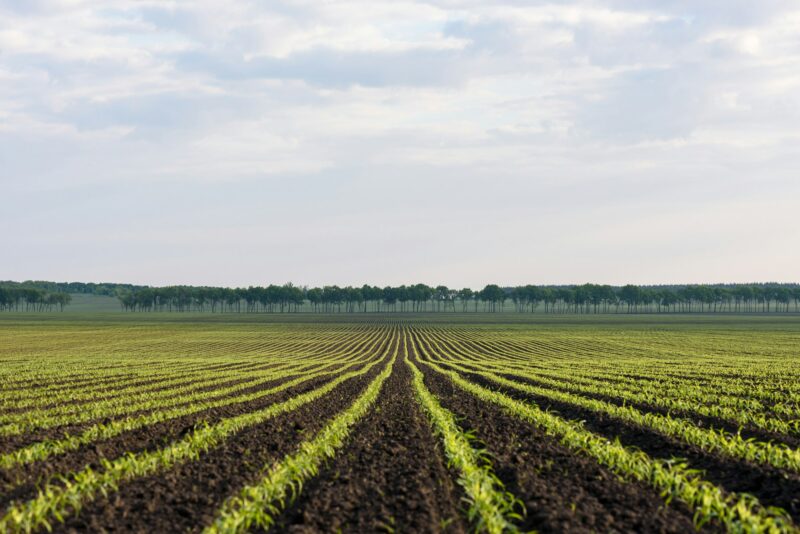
112;282;800;314
508;283;800;313
113;283;509;313
0;284;72;312
0;280;136;297
4;280;799;314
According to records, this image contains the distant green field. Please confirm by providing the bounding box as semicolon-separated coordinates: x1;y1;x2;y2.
4;304;800;331
50;293;121;312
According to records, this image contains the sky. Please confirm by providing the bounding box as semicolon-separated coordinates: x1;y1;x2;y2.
2;1;799;288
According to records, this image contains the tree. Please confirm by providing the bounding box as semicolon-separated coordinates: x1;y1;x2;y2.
434;285;449;312
62;280;799;316
306;288;322;312
479;284;505;312
619;285;641;313
457;288;473;312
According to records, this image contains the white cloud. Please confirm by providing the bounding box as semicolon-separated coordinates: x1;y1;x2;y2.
1;0;799;284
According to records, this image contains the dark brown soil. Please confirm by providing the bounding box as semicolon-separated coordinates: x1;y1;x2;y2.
411;336;714;533
0;351;379;456
0;371;343;509
5;324;795;534
50;342;394;533
0;352;384;505
445;364;800;522
0;371;327;459
0;424;89;456
493;371;800;449
0;368;292;454
273;340;467;534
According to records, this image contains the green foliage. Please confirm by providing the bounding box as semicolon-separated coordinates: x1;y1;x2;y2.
408;344;521;533
204;341;398;533
2;319;800;533
412;329;798;533
0;351;386;533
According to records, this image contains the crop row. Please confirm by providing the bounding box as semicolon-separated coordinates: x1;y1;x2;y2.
0;324;369;384
425;326;800;426
0;333;375;417
0;332;395;533
204;333;400;532
0;327;390;436
0;339;390;477
0;324;373;391
406;344;519;533
442;325;800;382
2;322;799;533
441;324;800;384
409;327;797;533
432;351;800;474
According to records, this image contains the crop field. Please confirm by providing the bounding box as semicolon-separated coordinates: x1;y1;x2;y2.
1;316;799;533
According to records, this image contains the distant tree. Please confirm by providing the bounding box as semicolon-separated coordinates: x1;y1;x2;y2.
457;288;473;312
619;285;641;313
479;284;505;312
49;280;790;315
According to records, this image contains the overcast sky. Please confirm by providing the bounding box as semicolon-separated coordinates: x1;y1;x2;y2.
2;1;799;288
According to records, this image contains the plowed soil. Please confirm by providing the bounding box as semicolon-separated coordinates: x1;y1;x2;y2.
4;322;797;534
496;370;800;449
453;366;800;522
50;352;390;534
0;368;359;509
274;342;467;533
411;343;713;533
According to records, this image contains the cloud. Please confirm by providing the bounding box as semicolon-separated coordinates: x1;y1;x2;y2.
174;47;468;88
2;0;800;284
576;65;707;141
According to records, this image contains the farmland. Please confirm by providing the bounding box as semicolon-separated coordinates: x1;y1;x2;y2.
1;315;799;533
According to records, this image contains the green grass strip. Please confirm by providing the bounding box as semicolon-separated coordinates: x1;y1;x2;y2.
419;357;797;534
0;358;385;534
407;356;521;533
204;342;399;533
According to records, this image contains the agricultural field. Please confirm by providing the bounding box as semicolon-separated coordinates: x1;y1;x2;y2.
0;315;799;533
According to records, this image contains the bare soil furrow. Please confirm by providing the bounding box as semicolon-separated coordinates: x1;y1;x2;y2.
50;352;391;533
0;369;353;509
274;345;467;534
417;358;713;533
496;372;800;449
457;368;800;522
